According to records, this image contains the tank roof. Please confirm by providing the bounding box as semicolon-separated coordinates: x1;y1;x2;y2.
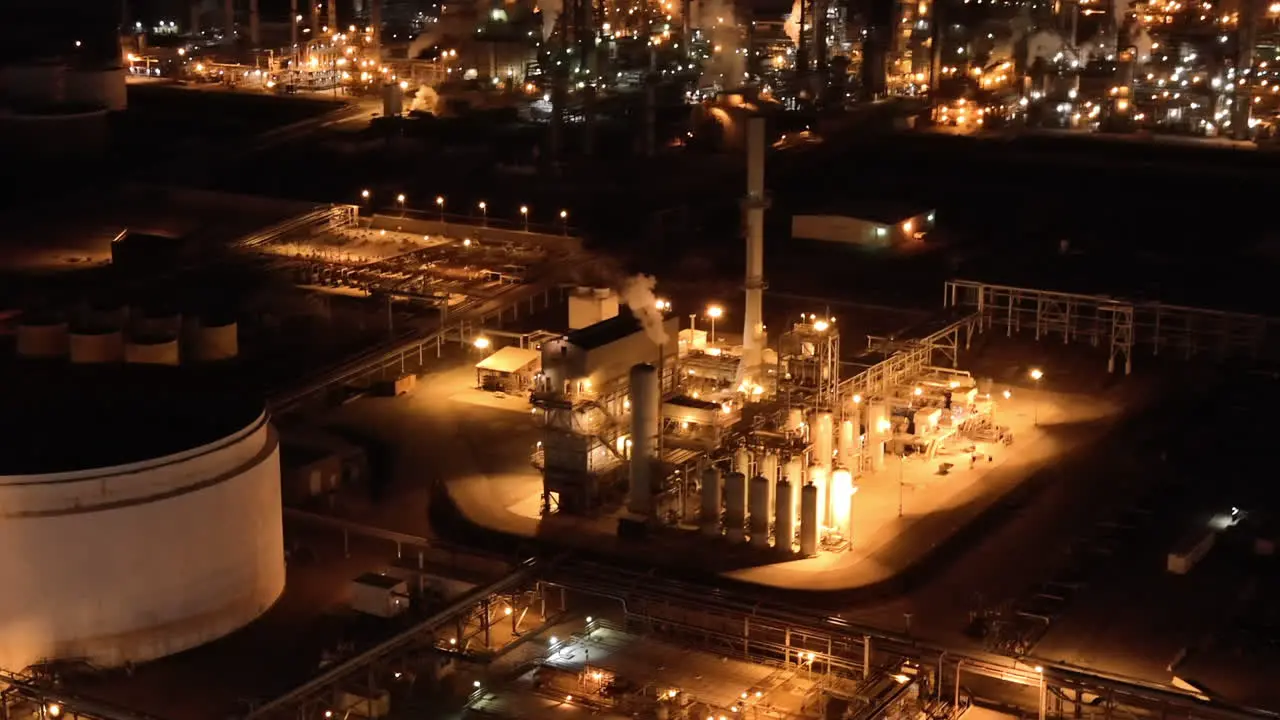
0;365;265;475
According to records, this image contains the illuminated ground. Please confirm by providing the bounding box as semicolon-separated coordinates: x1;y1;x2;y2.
315;334;1132;597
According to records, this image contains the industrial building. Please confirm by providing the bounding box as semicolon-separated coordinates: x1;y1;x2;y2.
791;207;937;248
0;365;284;672
529;117;1002;556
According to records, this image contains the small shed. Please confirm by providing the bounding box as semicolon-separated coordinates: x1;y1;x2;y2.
475;345;541;392
791;207;936;249
349;573;410;618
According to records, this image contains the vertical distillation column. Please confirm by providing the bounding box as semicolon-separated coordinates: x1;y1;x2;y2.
290;0;299;52
1233;0;1258;140
311;0;321;35
250;0;260;46
371;0;383;58
224;0;236;44
328;0;338;27
741;117;770;386
701;465;723;536
627;364;660;516
191;1;202;37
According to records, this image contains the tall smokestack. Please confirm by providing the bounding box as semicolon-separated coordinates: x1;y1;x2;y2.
1233;0;1257;140
291;0;298;49
191;0;202;37
329;0;338;27
740;116;768;388
250;0;260;46
628;364;660;516
224;0;235;44
371;0;382;56
311;0;321;35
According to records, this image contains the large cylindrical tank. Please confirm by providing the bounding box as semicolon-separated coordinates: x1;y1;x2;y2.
185;318;239;362
813;411;834;470
868;401;888;471
126;336;181;366
134;310;182;339
830;468;855;540
2;63;67;105
700;465;722;537
799;483;819;556
733;447;751;476
760;453;779;519
786;407;804;433
808;464;828;530
66;67;128;111
627;364;659;515
382;82;404;116
775;479;794;552
724;471;747;543
749;474;770;548
16;320;69;358
784;457;802;527
0;384;284;671
84;301;129;330
70;328;125;364
838;420;856;470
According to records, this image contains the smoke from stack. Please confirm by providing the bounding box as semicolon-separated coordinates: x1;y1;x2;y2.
409;86;439;114
784;0;801;46
536;0;563;40
620;275;669;346
696;0;745;88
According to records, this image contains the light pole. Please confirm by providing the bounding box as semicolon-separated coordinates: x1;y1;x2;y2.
706;305;723;345
1030;368;1043;426
478;201;488;227
898;453;905;518
360;188;370;209
396;193;406;217
520;205;529;231
436;195;445;222
559;209;568;235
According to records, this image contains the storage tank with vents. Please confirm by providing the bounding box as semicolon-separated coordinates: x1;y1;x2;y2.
184;317;239;362
16;318;69;358
70;328;124;364
66;66;127;111
0;367;284;672
775;478;794;552
133;308;182;338
724;471;747;543
2;63;68;104
700;465;722;537
126;335;181;366
799;483;819;556
749;475;770;548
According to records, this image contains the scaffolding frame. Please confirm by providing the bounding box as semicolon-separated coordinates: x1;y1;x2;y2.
838;313;981;403
778;322;842;410
944;280;1279;374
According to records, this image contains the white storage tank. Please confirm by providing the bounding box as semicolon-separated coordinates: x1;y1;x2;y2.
813;411;834;470
0;369;284;671
760;452;779;519
16;319;69;358
382;82;404;116
66;66;127;111
185;317;239;362
134;310;182;338
808;464;828;529
724;471;747;543
784;457;802;526
2;63;67;105
838;420;856;469
799;483;819;556
830;468;855;540
868;401;888;471
126;336;181;366
786;407;804;433
734;447;751;475
749;474;770;548
700;465;722;537
70;328;125;364
774;479;794;552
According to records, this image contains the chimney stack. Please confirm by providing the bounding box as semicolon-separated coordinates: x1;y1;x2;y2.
249;0;260;46
740;116;769;389
223;0;235;44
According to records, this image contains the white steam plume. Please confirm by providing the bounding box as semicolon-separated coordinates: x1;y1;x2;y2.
783;0;801;47
535;0;563;40
696;0;746;89
409;86;439;114
620;275;669;346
